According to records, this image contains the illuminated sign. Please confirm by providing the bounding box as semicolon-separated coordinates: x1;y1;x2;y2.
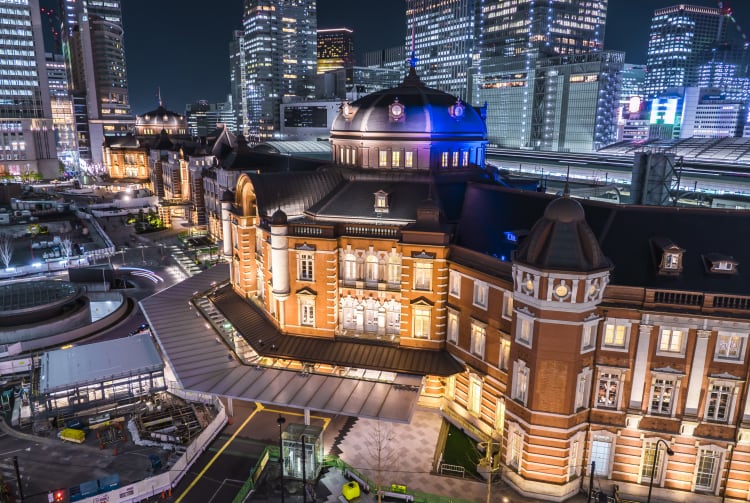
649;98;679;125
628;96;641;113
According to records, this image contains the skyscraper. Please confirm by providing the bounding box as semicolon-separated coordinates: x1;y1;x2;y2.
46;53;78;169
62;0;133;165
643;4;725;98
404;0;477;100
477;0;610;151
229;30;247;135
317;28;354;75
240;0;317;143
0;0;58;178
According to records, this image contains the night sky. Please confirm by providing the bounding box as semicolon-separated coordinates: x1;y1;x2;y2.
41;0;750;114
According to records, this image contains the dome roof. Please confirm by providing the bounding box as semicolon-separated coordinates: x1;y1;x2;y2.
516;197;610;272
330;70;486;139
136;105;187;129
270;208;288;226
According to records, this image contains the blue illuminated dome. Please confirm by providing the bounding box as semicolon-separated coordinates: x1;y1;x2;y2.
330;68;488;171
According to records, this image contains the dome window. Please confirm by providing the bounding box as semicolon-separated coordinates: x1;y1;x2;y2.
388;98;405;122
554;280;570;300
449;99;466;120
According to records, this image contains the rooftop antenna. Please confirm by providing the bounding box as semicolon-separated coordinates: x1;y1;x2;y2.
410;7;417;68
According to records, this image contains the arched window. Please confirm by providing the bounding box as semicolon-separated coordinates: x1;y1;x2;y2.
387;255;401;287
343;253;357;283
365;255;379;284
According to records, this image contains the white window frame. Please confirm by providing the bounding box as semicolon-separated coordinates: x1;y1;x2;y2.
568;437;582;480
499;335;511;371
473;280;489;309
581;320;598;353
704;380;736;423
365;255;379;284
343;253;358;282
449;270;461;298
714;331;747;362
387;255;401;288
391;150;400;167
693;447;722;493
413;306;431;339
502;291;513;320
601;319;631;351
494;398;505;432
512;360;530;405
379;150;388;167
470;321;486;358
663;252;681;270
575;367;592;411
413;261;432;291
507;424;523;469
404;150;413;168
640;439;671;485
590;434;615;477
299;298;315;327
447;309;459;345
657;327;687;356
298;252;313;281
515;313;533;348
596;370;623;410
468;374;482;415
649;375;678;416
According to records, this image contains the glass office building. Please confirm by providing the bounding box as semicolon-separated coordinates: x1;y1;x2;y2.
317;28;354;75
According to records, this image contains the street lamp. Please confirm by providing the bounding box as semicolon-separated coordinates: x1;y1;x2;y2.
646;439;674;503
277;415;286;503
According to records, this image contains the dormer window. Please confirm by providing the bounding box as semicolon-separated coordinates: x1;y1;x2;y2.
374;190;389;213
651;237;684;275
703;253;739;275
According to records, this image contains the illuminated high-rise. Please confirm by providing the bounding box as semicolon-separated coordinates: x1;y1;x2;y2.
0;0;58;178
643;5;725;98
240;0;317;143
229;30;247;135
404;0;477;100
317;28;354;75
62;0;133;165
477;0;610;151
46;53;78;169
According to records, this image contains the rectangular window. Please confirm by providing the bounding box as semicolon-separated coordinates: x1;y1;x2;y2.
695;449;720;491
513;361;529;405
447;310;459;344
603;321;629;349
461;150;469;166
495;399;505;432
387;258;401;287
502;292;513;320
441;152;449;167
650;377;675;415
351;148;356;165
590;437;612;476
391;150;400;167
300;300;315;326
298;252;313;281
516;317;532;346
568;440;579;479
413;307;431;338
379;150;388;167
414;262;432;290
596;372;621;409
705;383;733;422
581;323;596;352
641;441;668;482
404;151;413;168
470;322;486;358
449;270;461;298
473;281;488;309
509;430;522;468
716;332;746;361
658;328;685;354
575;370;591;410
499;337;511;371
452;151;459;167
469;376;482;415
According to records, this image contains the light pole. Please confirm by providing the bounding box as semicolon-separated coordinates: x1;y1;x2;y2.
646;439;674;503
277;415;286;503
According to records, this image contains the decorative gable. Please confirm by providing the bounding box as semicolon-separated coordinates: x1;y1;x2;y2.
703;253;739;275
651;237;685;276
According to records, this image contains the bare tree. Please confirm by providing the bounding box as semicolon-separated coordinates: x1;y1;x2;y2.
58;234;73;261
0;234;12;269
364;420;398;503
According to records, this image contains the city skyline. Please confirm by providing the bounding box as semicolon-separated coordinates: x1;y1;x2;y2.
33;0;748;115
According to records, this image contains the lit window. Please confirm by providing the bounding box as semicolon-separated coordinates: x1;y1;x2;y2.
351;148;356;165
502;292;513;320
391;150;400;167
452;151;459;167
298;252;313;281
664;252;680;270
379;150;388;167
343;253;358;282
300;299;315;326
596;371;621;409
658;328;685;354
461;151;469;166
499;336;511;371
495;398;505;432
641;441;668;482
441;152;449;167
447;309;459;344
590;436;613;476
470;321;486;358
695;448;721;492
365;255;379;284
649;376;676;415
602;320;629;349
469;375;482;414
508;428;522;469
513;361;530;405
705;382;734;422
715;332;746;361
473;280;488;309
414;261;432;290
387;255;401;287
413;306;431;338
404;151;413;168
449;270;461;298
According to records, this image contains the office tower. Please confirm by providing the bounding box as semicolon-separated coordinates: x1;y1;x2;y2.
0;0;58;178
62;0;133;165
362;45;405;71
229;30;247;136
697;43;750;103
186;97;237;137
240;0;317;143
620;64;647;102
317;28;354;75
404;0;477;100
643;5;725;98
46;53;78;169
478;0;609;151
